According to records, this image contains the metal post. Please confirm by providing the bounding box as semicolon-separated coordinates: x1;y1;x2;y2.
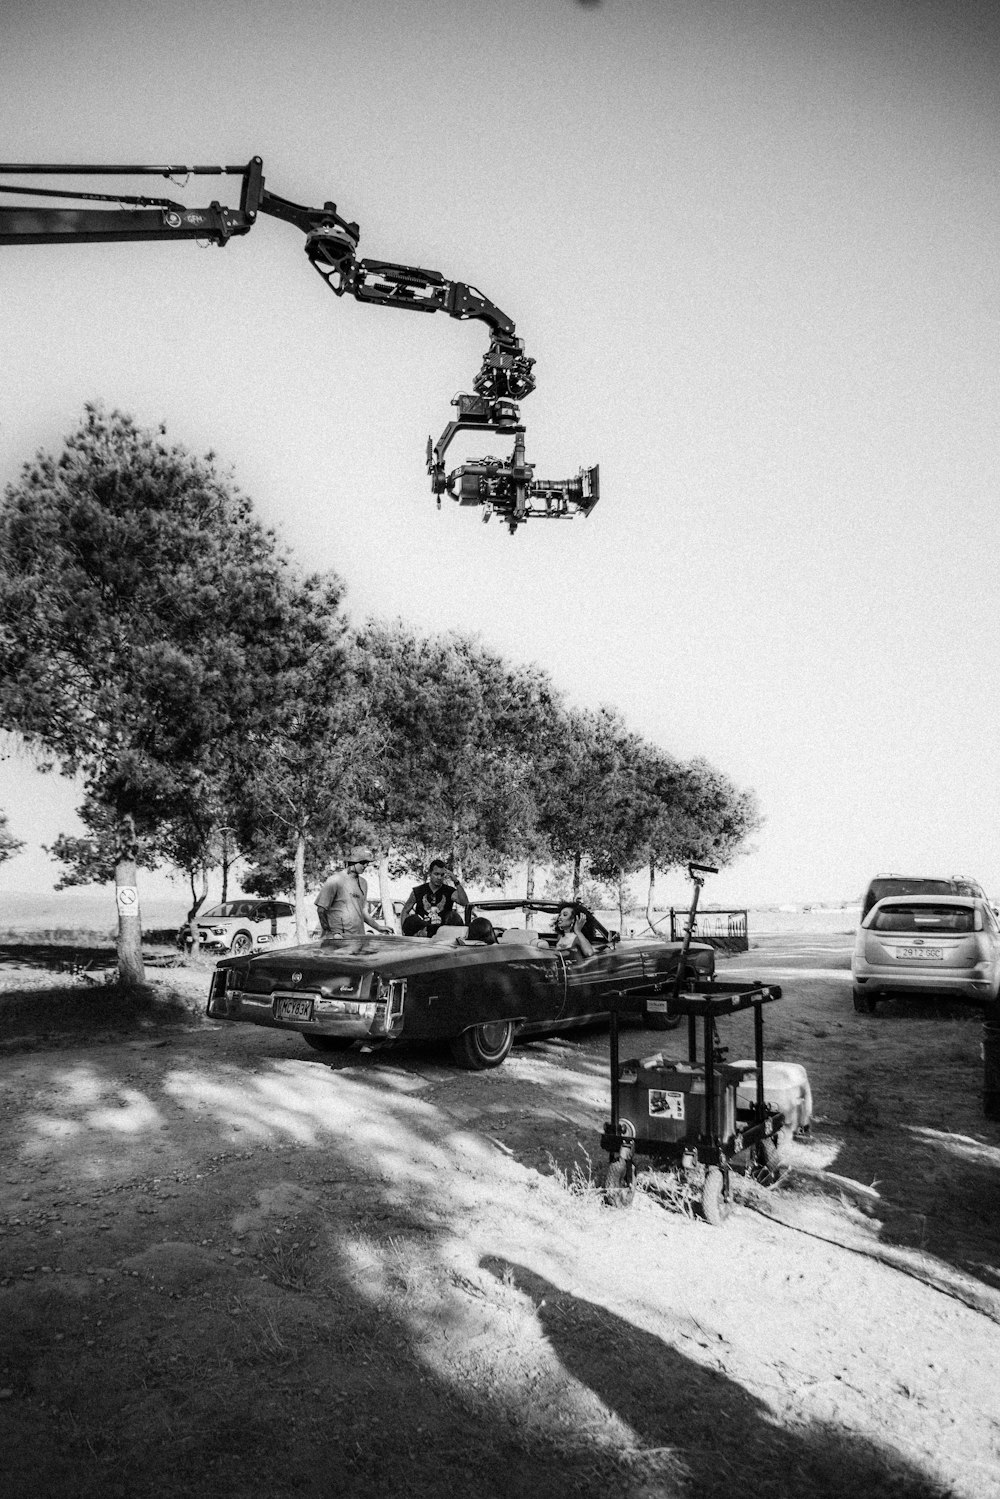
703;1011;716;1149
609;1005;620;1134
983;1003;1000;1119
754;999;765;1118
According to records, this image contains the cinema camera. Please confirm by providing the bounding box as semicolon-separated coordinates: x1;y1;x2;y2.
427;387;600;534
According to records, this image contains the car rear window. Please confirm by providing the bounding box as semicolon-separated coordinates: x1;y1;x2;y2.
871;904;977;934
867;878;954;905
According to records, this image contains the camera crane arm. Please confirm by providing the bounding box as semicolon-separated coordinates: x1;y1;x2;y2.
0;157;597;533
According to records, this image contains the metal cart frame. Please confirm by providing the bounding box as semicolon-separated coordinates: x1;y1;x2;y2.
601;980;784;1222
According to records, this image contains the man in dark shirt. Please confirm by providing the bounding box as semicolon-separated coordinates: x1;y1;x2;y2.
400;859;470;936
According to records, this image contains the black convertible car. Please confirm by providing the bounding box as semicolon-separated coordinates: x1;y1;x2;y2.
206;899;715;1069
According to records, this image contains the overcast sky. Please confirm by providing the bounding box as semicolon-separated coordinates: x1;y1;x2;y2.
2;0;999;911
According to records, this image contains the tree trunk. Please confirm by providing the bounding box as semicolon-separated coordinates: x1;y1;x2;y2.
114;854;145;988
186;867;208;926
293;833;308;944
572;851;581;900
617;877;627;936
525;856;534;902
646;857;668;932
377;857;397;933
451;819;462;881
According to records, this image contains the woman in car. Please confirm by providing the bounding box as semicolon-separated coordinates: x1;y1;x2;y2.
458;916;498;946
553;904;595;958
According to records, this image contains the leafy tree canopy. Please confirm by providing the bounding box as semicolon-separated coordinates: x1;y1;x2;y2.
355;622;560;884
0;809;24;866
0;404;326;827
0;404;346;979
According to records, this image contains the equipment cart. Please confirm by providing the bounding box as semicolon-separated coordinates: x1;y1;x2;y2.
600;865;785;1224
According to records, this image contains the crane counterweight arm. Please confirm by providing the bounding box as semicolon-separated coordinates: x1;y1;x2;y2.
0;156;595;531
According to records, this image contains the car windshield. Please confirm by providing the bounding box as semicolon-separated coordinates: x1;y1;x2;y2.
871;903;977;934
201;902;259;919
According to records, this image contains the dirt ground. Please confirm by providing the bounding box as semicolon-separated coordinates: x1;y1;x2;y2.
1;931;998;1499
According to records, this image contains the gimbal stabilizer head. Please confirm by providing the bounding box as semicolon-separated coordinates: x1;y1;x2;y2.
427;338;599;534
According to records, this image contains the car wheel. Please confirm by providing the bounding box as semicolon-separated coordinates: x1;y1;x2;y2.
603;1155;635;1209
649;966;700;1030
303;1035;354;1054
230;931;255;956
450;1020;515;1070
852;987;877;1013
646;1006;683;1032
700;1166;732;1226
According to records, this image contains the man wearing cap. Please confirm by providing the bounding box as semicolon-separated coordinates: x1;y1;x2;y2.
315;849;393;938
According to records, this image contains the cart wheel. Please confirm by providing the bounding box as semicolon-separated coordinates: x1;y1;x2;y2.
700;1166;731;1225
604;1156;635;1209
753;1133;787;1186
852;987;877;1013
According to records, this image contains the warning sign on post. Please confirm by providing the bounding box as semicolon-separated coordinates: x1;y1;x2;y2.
116;886;139;912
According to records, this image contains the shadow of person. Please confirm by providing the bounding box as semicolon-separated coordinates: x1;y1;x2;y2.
481;1258;943;1499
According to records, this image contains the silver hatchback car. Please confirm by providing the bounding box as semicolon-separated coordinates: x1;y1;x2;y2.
852;895;1000;1012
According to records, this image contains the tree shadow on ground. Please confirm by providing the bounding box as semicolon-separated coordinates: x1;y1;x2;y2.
689;966;1000;1302
481;1259;947;1499
0;985;196;1049
813;999;1000;1292
0;1090;952;1499
0;1038;976;1499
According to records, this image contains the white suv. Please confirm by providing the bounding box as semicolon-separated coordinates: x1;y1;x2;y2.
193;899;297;956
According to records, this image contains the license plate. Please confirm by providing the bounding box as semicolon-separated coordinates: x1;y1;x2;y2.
646;998;669;1013
897;946;943;961
275;995;313;1021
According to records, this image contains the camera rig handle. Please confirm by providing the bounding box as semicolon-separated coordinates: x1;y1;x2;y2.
0;157;596;531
